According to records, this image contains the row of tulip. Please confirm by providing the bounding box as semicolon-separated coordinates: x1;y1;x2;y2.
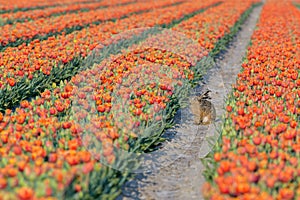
0;0;219;112
0;0;94;13
173;0;260;55
0;0;136;25
0;0;183;49
202;0;300;199
0;0;259;199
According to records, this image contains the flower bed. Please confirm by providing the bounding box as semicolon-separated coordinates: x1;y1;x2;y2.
0;0;135;25
0;0;183;49
202;1;300;199
0;34;205;200
0;0;94;13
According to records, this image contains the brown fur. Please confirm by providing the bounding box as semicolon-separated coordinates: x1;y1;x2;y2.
190;90;216;125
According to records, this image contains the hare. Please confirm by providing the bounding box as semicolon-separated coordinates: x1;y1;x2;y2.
190;90;216;125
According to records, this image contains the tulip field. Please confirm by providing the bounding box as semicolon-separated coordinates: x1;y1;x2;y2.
0;0;299;199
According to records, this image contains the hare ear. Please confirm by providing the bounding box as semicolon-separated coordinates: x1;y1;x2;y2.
204;90;212;98
204;90;211;95
198;90;209;100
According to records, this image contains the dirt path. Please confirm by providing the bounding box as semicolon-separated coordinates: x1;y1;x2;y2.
118;4;263;200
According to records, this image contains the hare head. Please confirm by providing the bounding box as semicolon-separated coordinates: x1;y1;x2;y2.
196;90;211;102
